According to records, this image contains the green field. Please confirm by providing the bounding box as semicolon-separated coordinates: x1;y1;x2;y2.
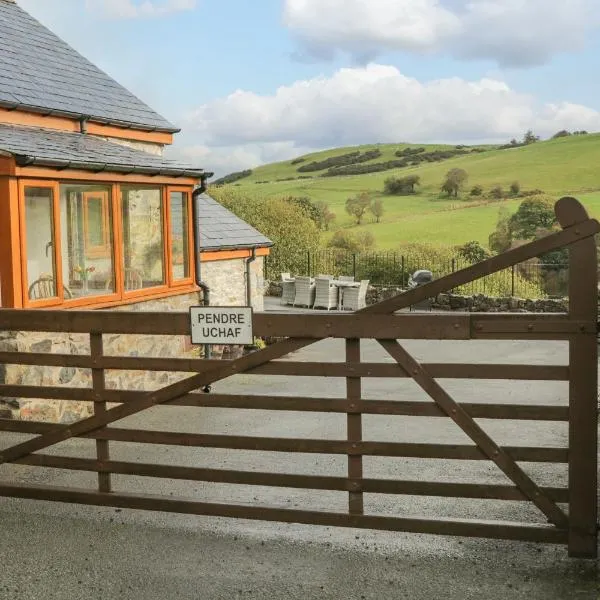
228;134;600;249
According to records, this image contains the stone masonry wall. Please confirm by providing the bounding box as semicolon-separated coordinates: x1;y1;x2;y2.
0;259;266;423
201;256;265;312
93;135;164;156
267;281;567;313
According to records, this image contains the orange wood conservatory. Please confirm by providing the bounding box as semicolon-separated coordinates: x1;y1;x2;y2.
0;126;206;310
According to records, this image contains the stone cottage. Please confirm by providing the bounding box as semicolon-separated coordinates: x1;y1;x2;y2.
0;0;271;421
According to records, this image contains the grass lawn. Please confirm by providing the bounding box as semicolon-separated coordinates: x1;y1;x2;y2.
226;134;600;249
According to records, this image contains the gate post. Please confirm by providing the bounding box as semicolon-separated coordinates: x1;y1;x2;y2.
558;198;598;558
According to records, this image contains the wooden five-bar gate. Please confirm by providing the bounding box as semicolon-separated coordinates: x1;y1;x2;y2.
0;197;597;557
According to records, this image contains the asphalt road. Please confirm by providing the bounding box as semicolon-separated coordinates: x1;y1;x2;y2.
0;338;597;599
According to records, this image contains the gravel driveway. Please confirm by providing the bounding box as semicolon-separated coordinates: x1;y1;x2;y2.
0;337;597;599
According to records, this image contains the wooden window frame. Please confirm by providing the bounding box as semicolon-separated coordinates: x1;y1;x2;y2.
18;178;197;309
19;180;63;308
62;183;120;308
166;186;194;288
82;190;111;258
120;185;170;301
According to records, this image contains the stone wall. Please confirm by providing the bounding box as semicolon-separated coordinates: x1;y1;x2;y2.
93;135;164;156
201;256;265;312
365;286;567;312
0;256;267;423
267;281;567;313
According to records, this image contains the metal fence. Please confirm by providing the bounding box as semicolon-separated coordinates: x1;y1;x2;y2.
265;248;569;297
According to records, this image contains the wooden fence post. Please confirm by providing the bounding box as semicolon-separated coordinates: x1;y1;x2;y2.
90;332;111;493
346;338;363;515
558;198;598;558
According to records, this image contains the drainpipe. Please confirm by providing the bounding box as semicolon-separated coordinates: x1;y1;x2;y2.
245;247;257;308
192;175;213;380
191;176;211;307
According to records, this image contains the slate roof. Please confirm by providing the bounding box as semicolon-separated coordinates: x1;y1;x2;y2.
195;193;273;251
0;0;177;132
0;123;204;177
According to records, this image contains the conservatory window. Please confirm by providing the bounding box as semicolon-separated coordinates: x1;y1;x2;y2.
121;187;166;291
60;184;115;298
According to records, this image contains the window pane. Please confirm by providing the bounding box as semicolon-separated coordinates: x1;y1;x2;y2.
60;184;115;298
25;187;57;300
122;187;165;290
86;196;106;248
170;191;190;280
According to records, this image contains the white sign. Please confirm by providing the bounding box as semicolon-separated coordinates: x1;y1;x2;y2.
190;306;253;345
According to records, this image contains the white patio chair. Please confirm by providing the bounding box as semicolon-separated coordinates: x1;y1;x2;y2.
281;280;296;305
317;274;333;279
280;272;291;281
313;277;338;310
338;275;355;282
341;280;369;311
293;276;315;308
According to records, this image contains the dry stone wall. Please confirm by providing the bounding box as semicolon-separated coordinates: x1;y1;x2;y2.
267;281;568;313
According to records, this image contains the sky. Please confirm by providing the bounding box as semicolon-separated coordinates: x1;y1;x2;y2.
16;0;600;177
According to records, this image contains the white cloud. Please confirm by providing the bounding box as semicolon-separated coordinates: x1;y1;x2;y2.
166;141;317;179
283;0;599;66
85;0;196;19
178;64;600;175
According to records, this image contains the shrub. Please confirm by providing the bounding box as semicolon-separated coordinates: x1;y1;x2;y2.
489;186;504;199
470;185;483;196
519;188;545;197
290;157;306;165
552;130;571;139
383;175;420;195
328;230;375;253
297;149;381;173
456;241;490;263
209;187;321;276
509;181;521;196
396;242;543;297
323;158;407;177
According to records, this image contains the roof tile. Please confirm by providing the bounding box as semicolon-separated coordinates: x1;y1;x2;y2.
0;1;176;131
196;194;272;251
0;123;202;177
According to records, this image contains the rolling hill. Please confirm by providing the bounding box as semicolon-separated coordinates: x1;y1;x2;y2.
217;134;600;249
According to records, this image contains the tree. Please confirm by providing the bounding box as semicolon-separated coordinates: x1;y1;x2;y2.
509;181;520;196
370;198;384;223
209;187;321;276
522;129;540;145
470;185;483;196
283;196;320;224
314;200;336;231
509;196;556;240
456;241;490;263
552;130;571;139
345;192;371;225
441;168;468;197
489;207;512;254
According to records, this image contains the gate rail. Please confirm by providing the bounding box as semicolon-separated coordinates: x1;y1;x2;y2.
0;197;597;557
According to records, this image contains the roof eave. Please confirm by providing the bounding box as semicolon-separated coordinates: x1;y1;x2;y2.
13;154;204;178
0;99;180;134
200;242;274;252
